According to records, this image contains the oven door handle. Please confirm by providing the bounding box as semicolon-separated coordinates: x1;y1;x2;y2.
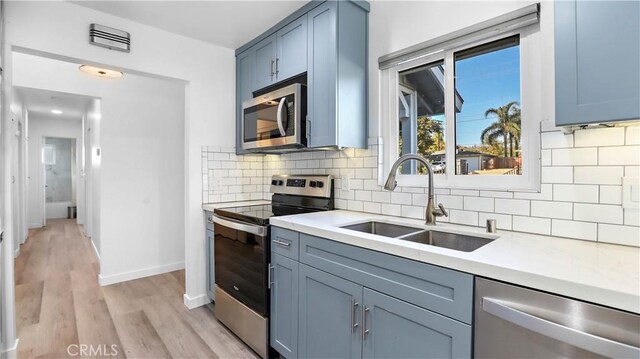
276;97;287;137
212;214;268;237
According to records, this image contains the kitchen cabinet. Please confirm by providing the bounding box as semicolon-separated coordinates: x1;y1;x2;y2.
253;17;307;91
269;227;473;359
555;0;640;126
298;264;362;359
307;1;367;148
270;253;299;358
234;1;369;153
235;50;255;155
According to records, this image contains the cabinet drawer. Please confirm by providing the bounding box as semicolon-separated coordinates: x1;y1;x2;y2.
271;227;299;260
299;234;474;324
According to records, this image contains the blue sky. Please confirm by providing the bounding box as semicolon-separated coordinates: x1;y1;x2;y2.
429;45;520;147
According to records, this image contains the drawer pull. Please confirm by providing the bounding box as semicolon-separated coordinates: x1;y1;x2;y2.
273;239;291;247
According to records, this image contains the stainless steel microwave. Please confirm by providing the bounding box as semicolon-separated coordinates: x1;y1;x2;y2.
242;83;307;151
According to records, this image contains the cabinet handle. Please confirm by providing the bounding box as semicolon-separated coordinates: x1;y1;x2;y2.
275;58;280;77
270;60;275;79
362;306;370;340
267;263;274;289
351;299;359;332
273;239;291;247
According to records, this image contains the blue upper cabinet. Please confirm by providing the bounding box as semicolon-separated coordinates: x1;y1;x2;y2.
308;1;368;148
555;0;640;126
276;16;308;81
254;34;278;91
235;50;255;154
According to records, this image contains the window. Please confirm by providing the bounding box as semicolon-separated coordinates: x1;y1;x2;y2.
381;26;540;190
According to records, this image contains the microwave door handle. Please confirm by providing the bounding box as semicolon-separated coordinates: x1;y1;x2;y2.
276;97;287;137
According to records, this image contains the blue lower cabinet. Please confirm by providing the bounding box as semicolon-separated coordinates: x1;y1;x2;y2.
298;264;363;359
362;288;472;359
270;253;299;358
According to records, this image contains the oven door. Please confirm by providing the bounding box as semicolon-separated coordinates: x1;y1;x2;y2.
213;214;269;316
242;83;305;151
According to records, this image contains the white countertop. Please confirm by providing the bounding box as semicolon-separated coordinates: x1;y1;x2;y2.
202;200;270;213
270;210;640;314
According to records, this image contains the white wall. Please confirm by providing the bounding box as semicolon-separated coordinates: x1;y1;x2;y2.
3;0;235;308
26;115;82;228
13;53;186;285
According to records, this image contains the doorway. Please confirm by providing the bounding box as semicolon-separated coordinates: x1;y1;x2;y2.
43;137;77;222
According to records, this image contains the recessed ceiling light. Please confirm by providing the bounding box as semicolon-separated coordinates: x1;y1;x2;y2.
79;65;123;78
51;109;63;114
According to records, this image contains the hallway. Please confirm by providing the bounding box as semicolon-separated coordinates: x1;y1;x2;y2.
14;219;257;358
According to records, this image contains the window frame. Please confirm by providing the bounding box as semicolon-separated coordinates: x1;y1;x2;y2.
380;25;541;191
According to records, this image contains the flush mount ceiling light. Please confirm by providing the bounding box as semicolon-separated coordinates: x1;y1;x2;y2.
79;65;123;78
51;109;63;115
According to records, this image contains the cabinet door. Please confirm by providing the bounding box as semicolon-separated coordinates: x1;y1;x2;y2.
307;2;337;147
206;229;215;300
362;288;472;359
236;49;255;154
555;0;640;126
299;264;362;359
276;15;308;81
254;34;277;90
270;253;299;358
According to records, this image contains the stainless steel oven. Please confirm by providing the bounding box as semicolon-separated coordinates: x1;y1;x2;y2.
242;83;306;151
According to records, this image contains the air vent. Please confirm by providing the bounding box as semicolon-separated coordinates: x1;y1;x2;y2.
89;24;130;53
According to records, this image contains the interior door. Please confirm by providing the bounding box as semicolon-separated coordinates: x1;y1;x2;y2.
298;263;362;359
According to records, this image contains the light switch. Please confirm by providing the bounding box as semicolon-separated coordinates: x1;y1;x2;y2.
622;177;640;209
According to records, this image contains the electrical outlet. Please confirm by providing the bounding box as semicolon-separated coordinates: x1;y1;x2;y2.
342;177;351;191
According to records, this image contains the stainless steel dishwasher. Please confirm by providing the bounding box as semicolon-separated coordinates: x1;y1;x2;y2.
475;277;640;358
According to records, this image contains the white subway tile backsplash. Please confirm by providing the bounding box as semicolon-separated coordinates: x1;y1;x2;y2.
599;146;640;166
371;191;391;203
401;205;424;220
624;210;639;226
552;219;597;241
598;224;640;246
390;192;412;205
553;184;599;203
625;166;640;177
479;190;513;199
451;189;480;196
464;197;494;212
541;166;573;184
513;216;551;235
355;190;372;202
449;210;478;226
495;199;530;216
541;149;552;166
530;200;572;219
552;148;598;166
574;203;623;224
599;186;623;205
541;131;573;149
574;166;623;185
412;194;428;206
626;126;640;145
574;127;625;147
348;200;364;212
514;184;553;200
435;195;464;209
381;203;402;216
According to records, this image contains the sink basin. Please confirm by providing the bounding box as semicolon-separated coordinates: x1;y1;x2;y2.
340;221;422;238
398;230;495;252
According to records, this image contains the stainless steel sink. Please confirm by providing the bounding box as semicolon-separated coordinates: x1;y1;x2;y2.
340;221;423;238
398;230;495;252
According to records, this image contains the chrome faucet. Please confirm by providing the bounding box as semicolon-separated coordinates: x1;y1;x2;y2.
384;154;448;225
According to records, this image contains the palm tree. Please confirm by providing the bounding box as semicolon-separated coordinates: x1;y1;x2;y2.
480;101;520;157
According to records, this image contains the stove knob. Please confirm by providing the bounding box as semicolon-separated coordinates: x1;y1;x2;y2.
309;181;317;188
316;181;324;188
271;180;278;186
277;180;284;186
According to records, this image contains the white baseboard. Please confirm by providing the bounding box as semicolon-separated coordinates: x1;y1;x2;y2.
28;223;41;229
98;261;185;286
4;338;19;359
183;293;212;309
90;239;101;263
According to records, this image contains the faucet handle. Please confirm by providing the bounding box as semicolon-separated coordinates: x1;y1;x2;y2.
437;203;448;217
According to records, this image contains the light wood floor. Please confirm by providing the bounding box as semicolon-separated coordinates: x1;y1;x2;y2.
15;219;258;359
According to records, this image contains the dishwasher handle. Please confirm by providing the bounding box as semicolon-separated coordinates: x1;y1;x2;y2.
482;297;640;358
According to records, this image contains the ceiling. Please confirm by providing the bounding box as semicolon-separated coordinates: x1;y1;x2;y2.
15;86;94;121
71;1;309;49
